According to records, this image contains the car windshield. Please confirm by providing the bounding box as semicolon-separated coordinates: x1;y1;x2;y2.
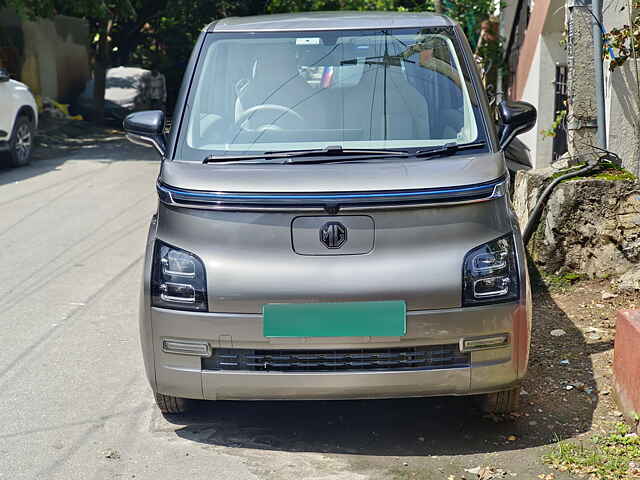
176;27;487;160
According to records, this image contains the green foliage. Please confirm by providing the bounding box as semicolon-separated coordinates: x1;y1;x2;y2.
266;0;496;48
127;0;268;109
603;0;640;72
0;0;136;21
549;163;587;180
541;109;567;138
590;169;637;181
544;423;640;479
268;0;396;12
542;272;583;291
442;0;493;47
0;0;48;18
549;158;637;183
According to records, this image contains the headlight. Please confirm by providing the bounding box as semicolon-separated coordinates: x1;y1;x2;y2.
462;234;519;306
151;241;208;311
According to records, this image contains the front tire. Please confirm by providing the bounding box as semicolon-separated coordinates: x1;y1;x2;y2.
479;386;521;414
154;392;192;414
7;116;34;167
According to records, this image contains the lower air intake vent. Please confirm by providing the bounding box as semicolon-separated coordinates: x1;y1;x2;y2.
202;345;470;373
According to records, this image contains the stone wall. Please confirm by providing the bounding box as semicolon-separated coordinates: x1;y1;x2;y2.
514;169;640;291
0;8;89;103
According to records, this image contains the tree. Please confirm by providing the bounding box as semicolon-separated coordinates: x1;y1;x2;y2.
1;0;139;122
267;0;495;49
54;1;138;123
128;0;267;110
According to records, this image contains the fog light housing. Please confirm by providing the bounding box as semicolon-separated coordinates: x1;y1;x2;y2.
162;338;211;356
461;334;509;352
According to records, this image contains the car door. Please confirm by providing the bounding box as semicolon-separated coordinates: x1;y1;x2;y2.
0;76;17;141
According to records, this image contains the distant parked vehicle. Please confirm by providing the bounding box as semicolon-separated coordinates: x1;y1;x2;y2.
0;68;38;167
72;66;150;122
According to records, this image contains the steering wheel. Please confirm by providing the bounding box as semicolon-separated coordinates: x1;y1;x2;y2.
234;104;304;132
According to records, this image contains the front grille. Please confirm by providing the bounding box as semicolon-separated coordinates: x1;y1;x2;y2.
202;345;470;373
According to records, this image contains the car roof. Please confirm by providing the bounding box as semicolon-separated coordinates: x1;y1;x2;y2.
206;11;454;32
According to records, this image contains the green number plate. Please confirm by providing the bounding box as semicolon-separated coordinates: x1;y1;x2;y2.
263;301;406;338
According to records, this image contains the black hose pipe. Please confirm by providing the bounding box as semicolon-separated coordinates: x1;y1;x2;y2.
522;161;599;245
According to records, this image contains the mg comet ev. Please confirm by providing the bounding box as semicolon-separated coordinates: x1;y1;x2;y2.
125;11;537;414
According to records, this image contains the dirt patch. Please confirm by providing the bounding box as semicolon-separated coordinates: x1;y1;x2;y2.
525;275;636;439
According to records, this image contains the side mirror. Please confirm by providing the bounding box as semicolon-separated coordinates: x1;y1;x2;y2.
0;68;10;82
497;100;537;151
123;110;166;157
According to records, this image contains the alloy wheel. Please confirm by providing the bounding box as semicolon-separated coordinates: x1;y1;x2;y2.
15;122;32;163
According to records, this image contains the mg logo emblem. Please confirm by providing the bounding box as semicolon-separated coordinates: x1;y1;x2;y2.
320;221;347;249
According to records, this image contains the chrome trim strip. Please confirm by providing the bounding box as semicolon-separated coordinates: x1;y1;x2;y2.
208;22;455;33
161;338;212;357
126;132;166;157
459;334;510;353
156;177;506;211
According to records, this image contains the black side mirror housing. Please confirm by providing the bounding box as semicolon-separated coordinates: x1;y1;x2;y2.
123;110;166;157
0;68;11;82
497;100;537;151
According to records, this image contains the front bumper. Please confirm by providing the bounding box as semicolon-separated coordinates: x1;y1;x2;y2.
143;302;527;401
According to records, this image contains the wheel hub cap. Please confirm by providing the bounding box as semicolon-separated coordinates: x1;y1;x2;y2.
15;124;32;161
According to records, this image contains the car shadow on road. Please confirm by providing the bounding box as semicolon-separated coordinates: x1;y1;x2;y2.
0;120;156;188
166;262;598;457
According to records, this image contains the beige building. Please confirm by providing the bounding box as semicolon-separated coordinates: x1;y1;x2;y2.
0;8;90;103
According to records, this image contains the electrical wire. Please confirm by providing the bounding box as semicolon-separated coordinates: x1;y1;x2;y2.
569;1;616;59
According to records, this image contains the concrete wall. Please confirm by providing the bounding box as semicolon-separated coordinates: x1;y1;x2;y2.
518;37;542;163
509;0;566;169
0;8;90;103
537;33;566;166
603;0;640;176
518;33;566;169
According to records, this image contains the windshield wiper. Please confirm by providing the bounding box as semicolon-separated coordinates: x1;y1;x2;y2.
340;54;415;67
413;142;487;159
203;146;408;164
202;143;487;164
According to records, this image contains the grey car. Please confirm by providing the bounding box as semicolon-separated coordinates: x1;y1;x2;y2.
124;11;536;415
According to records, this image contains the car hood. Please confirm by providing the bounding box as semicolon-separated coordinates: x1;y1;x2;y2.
105;87;138;106
8;79;29;90
159;153;506;193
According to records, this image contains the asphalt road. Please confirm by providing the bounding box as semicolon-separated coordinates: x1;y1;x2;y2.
0;139;574;480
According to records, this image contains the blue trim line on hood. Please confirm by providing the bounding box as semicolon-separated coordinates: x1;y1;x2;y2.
158;180;501;201
156;177;506;211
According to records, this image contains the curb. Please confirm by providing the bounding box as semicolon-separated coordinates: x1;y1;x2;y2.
614;309;640;429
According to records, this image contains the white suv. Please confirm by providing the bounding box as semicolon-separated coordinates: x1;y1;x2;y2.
0;68;38;167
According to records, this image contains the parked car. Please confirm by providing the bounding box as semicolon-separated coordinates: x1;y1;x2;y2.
0;68;38;167
72;66;149;122
125;12;537;415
